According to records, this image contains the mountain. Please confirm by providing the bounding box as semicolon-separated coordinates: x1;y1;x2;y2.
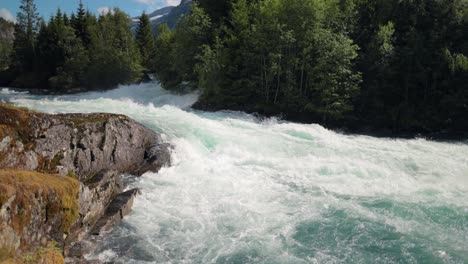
148;6;175;18
163;0;193;28
132;6;174;25
131;0;192;33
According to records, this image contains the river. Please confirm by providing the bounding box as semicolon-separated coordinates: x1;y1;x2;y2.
1;83;468;263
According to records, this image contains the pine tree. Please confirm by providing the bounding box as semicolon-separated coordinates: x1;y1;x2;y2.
135;12;155;70
72;0;91;46
12;0;40;71
86;8;142;88
63;13;70;26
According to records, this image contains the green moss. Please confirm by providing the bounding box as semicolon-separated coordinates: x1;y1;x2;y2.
66;171;78;180
0;170;80;234
62;114;117;129
22;241;64;264
49;151;64;171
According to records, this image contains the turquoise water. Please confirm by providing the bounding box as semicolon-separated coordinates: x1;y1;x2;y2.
1;84;468;263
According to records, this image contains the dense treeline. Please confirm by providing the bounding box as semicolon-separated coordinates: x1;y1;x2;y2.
1;0;155;90
154;0;468;133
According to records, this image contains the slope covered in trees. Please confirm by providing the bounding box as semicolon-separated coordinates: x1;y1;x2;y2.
2;0;467;135
153;0;468;134
1;0;149;90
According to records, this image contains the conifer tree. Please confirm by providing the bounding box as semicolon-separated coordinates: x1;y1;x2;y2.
86;8;142;88
72;0;91;46
12;0;40;71
136;12;156;70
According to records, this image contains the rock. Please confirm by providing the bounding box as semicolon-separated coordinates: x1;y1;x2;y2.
0;104;171;180
71;170;123;241
0;104;172;262
141;143;172;174
90;189;140;236
0;170;80;258
0;136;11;152
66;188;141;262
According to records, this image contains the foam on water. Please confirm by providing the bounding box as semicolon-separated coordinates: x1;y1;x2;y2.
2;82;468;263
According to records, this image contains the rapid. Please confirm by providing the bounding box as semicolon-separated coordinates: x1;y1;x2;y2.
1;83;468;264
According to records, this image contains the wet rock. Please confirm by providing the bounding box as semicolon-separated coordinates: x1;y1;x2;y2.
71;170;124;241
140;143;172;174
91;188;140;236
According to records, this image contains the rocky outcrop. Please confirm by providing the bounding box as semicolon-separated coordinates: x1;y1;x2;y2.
0;104;170;179
0;104;171;263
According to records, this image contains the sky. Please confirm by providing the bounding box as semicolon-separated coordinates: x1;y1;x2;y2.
0;0;181;22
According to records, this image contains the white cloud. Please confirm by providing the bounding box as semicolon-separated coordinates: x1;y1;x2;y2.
134;0;158;4
0;8;16;23
133;0;181;7
132;0;180;14
97;6;111;15
165;0;181;6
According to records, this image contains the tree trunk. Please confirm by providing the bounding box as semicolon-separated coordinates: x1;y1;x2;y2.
274;56;282;104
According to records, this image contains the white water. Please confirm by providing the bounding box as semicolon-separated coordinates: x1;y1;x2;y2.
2;84;468;263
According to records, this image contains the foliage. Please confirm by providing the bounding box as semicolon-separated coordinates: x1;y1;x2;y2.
155;0;468;133
136;12;156;70
153;24;178;87
4;0;146;90
86;8;143;89
2;0;468;133
12;0;40;72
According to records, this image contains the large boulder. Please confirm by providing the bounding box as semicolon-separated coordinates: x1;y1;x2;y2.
0;104;170;179
0;104;171;262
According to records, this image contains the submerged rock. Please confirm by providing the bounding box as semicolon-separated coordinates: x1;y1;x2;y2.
0;104;171;262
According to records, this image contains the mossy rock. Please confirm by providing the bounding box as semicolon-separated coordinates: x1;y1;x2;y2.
0;170;80;235
0;242;64;264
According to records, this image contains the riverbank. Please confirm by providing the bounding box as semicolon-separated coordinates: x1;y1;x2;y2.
192;100;468;142
0;104;171;263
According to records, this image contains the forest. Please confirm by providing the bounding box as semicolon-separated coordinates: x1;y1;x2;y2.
161;0;468;133
0;0;147;90
1;0;468;134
